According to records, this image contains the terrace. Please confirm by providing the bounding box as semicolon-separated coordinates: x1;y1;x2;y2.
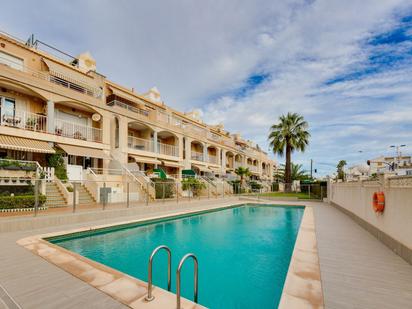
0;50;102;98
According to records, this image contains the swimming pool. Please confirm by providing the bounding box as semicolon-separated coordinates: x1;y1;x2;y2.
50;204;304;308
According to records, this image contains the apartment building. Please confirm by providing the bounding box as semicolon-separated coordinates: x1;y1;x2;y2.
0;31;275;187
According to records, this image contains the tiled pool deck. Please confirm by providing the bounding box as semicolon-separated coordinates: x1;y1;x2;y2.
0;198;411;308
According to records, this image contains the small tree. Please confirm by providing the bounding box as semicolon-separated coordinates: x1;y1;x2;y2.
46;150;68;180
234;167;250;189
336;160;347;180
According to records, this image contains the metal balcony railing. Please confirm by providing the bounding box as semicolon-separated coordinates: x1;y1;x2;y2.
55;119;102;142
191;151;204;162
208;155;218;164
0;107;47;133
248;165;259;172
0;54;101;98
109;100;150;117
158;142;179;157
128;136;154;152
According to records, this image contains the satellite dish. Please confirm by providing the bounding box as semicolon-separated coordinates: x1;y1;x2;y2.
92;113;101;121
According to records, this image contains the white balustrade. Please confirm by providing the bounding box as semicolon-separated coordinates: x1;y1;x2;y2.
0;106;47;133
55;119;102;142
191;151;204;162
128;136;154;152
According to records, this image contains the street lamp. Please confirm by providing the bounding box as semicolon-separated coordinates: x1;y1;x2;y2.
390;144;406;168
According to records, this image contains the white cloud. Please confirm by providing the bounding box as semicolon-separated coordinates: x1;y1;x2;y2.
1;0;412;175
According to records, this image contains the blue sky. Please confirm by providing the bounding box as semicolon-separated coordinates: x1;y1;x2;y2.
1;0;412;176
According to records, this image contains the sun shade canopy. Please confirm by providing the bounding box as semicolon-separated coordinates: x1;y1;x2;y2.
58;144;110;159
0;135;55;153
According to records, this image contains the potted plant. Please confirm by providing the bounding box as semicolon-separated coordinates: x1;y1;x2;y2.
25;117;38;130
55;127;63;136
73;131;84;140
6;160;21;170
21;163;36;171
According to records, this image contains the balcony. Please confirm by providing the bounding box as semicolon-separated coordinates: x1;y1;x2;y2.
128;136;154;152
248;165;259;172
109;100;150;118
128;136;179;157
234;162;242;169
0;107;47;133
158;142;179;157
208;132;221;142
55;119;102;143
208;154;218;164
191;151;204;162
0;54;101;98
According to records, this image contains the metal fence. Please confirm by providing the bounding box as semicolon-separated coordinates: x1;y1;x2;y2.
0;177;326;218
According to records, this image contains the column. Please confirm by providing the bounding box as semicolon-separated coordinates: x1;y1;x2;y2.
47;100;55;134
203;143;208;163
153;131;158;153
221;149;226;174
184;137;192;170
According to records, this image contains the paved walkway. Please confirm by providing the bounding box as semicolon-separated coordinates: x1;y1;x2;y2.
313;203;412;309
0;199;411;308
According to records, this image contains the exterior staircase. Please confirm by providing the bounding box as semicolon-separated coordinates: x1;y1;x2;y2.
45;182;67;208
77;185;95;204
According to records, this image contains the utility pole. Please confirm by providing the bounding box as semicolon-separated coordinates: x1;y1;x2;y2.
310;159;313;179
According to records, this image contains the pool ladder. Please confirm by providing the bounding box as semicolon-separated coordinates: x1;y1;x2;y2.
145;245;199;309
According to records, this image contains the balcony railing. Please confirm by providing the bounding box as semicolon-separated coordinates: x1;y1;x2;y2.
55;119;102;143
158;142;179;157
0;107;47;133
234;162;243;169
128;136;154;152
0;54;101;98
208;154;218;164
208;132;221;142
185;124;207;137
248;165;258;172
109;100;150;117
191;151;204;162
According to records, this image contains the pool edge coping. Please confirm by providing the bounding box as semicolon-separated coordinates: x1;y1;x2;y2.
279;206;325;309
16;201;322;308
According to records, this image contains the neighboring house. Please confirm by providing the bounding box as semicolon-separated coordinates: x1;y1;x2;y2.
0;31;276;186
346;164;370;181
368;156;412;176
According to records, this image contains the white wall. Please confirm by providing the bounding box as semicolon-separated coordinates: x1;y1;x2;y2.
330;176;412;249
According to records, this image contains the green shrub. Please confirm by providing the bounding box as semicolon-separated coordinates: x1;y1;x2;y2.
0;195;46;209
152;178;175;199
249;181;263;191
46;151;68;180
66;186;73;192
181;178;206;196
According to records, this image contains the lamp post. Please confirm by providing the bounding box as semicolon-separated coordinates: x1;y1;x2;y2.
390;144;406;165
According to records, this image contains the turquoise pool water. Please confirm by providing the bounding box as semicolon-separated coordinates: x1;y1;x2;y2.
50;204;304;308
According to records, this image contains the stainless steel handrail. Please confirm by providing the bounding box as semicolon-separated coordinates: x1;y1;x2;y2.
176;253;198;309
145;245;172;301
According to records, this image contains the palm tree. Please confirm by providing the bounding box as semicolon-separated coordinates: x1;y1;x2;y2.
235;166;250;188
291;163;311;181
268;112;310;191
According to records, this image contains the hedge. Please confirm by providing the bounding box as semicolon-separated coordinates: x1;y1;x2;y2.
152;178;175;199
0;195;46;209
181;178;206;197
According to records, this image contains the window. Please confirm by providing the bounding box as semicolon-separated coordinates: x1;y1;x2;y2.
3;98;15;117
406;170;412;176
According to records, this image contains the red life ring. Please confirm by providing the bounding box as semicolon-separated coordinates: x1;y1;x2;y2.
373;192;385;213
